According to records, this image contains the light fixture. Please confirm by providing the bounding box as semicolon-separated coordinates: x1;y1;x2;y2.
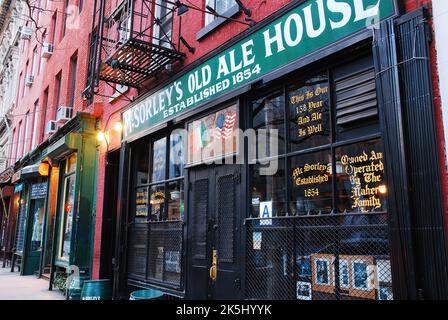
379;185;388;195
235;0;252;17
97;131;106;142
110;60;121;69
176;1;189;16
38;163;50;177
113;121;123;133
206;5;217;15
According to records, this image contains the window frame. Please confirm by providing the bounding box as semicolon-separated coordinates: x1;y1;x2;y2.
249;55;384;218
57;154;78;263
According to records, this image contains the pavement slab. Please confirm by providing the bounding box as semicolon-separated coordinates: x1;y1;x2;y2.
0;264;65;300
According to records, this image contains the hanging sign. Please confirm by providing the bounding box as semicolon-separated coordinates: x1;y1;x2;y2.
122;0;396;140
14;182;24;193
260;201;273;226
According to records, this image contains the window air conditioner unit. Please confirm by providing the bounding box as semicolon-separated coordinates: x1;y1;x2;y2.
25;75;34;87
45;120;57;135
20;26;34;40
41;43;54;58
56;106;73;124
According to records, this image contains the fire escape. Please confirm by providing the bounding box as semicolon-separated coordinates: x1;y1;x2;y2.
84;0;187;100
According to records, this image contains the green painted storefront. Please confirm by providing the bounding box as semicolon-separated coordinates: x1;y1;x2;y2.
12;114;98;299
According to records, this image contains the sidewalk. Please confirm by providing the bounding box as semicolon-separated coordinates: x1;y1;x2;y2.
0;264;65;300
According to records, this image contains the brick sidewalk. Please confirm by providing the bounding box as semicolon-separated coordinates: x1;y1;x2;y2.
0;264;65;300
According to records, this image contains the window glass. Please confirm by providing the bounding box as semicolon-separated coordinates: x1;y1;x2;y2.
252;93;285;157
30;199;45;252
169;131;185;179
289;151;333;215
251;161;286;217
60;174;75;261
135;187;149;221
150;184;165;221
188;105;238;164
135;141;149;186
335;140;387;213
152;138;166;182
167;181;184;221
67;154;77;173
205;0;236;26
288;74;330;151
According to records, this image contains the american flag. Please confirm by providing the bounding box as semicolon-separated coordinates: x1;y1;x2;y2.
215;111;237;141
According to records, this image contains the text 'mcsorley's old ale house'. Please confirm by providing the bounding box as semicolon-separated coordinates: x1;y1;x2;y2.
85;0;448;300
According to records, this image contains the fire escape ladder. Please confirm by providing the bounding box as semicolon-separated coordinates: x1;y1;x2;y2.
96;0;185;89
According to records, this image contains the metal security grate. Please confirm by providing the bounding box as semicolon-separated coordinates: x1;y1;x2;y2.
246;213;392;300
217;174;235;263
127;225;148;278
147;221;183;288
192;179;208;259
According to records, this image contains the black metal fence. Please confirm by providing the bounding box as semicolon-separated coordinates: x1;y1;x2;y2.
245;213;392;300
128;220;184;290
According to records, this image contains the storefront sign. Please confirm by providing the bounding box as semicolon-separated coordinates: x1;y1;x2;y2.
14;182;24;193
0;167;14;184
12;171;21;184
31;183;48;200
122;0;396;140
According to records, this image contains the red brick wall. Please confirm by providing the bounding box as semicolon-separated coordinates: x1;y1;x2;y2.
11;0;94;160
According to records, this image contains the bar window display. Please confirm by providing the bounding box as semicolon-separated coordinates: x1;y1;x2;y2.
58;154;77;262
246;56;393;300
290;151;333;215
288;74;330;152
127;128;185;289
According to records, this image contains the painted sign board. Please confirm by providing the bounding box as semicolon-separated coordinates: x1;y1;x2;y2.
122;0;396;140
31;183;48;200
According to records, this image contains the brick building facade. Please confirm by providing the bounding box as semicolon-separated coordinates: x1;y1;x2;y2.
1;0;447;300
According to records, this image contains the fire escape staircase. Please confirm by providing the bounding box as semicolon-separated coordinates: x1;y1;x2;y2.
85;0;186;97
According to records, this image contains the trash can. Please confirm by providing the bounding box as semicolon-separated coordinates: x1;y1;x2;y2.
130;289;165;300
68;288;82;301
81;280;112;300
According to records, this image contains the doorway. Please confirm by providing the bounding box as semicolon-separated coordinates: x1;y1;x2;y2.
187;164;243;299
100;150;120;280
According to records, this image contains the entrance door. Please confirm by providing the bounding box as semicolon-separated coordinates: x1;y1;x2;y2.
23;198;46;275
187;165;243;299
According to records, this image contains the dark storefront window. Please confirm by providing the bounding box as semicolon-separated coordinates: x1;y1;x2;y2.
58;154;77;263
288;74;330;151
128;129;185;289
246;55;392;301
252;93;286;156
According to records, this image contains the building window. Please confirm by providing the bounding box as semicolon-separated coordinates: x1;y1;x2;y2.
23;111;30;155
68;55;78;109
63;0;69;37
32;46;38;76
32;100;39;150
249;56;386;217
128;128;185;287
41;88;49;139
153;0;174;48
51;13;57;44
54;72;62;115
187;104;238;165
16;121;22;160
58;154;77;262
205;0;237;26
